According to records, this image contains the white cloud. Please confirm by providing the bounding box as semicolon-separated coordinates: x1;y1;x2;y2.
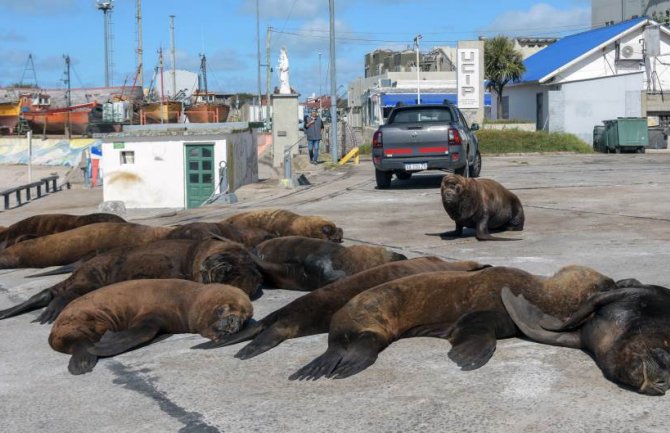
479;3;591;37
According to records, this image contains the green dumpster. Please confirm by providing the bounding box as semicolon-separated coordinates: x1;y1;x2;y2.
601;118;648;153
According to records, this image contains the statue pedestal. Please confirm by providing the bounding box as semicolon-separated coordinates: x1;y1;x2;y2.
271;93;300;169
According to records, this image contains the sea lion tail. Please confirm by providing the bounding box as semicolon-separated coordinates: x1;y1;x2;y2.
191;318;264;350
26;264;77;278
0;289;54;320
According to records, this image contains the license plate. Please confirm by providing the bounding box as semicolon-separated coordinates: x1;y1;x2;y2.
404;163;427;171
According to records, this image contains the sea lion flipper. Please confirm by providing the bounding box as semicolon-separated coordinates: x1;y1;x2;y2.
34;296;71;324
235;326;285;359
446;312;501;371
0;289;53;320
68;344;98;375
501;287;582;349
88;323;160;357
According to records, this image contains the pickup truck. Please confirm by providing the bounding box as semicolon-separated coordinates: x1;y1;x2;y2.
371;102;481;189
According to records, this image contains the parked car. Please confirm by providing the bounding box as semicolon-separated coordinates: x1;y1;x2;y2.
371;102;481;188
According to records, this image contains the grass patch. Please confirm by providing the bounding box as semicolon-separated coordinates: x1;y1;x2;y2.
477;130;593;154
358;143;371;155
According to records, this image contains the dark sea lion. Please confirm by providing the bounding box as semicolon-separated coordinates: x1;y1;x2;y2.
501;283;670;396
166;221;275;248
439;174;524;241
0;238;262;323
194;257;490;357
223;209;344;242
290;265;616;380
0;213;126;249
49;279;253;375
0;222;173;270
253;236;407;291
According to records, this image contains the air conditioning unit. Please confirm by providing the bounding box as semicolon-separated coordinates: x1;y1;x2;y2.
618;41;644;60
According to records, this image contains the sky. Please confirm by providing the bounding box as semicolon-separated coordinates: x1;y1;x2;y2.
0;0;592;99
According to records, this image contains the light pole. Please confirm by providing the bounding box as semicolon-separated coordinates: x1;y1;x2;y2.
329;0;338;163
256;0;262;122
414;34;422;104
318;51;322;112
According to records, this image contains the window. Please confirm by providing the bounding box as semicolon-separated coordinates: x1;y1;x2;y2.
120;151;135;164
390;108;455;124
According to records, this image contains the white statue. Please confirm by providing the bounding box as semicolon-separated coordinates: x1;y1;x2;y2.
278;47;291;94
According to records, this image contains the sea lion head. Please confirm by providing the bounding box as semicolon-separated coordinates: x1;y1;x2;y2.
610;337;670;396
199;250;263;297
440;174;469;205
292;217;344;243
193;285;254;341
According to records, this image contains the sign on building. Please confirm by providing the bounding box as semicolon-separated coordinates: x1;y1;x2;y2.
457;48;480;109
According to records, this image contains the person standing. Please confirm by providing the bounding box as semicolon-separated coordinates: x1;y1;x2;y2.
305;109;324;165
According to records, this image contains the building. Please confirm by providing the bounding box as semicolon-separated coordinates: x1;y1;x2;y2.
100;123;257;209
593;0;670;27
497;17;670;143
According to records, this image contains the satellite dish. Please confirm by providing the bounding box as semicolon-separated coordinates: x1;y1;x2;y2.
621;44;635;58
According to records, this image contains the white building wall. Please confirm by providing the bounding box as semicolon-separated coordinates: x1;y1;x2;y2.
102;139;226;209
499;83;546;122
556;73;644;143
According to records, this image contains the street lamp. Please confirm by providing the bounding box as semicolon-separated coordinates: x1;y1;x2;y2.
414;34;422;104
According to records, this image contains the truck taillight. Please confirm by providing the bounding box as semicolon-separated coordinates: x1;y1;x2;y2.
448;128;462;145
372;130;383;148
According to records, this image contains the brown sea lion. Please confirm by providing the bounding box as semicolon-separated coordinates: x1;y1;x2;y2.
166;221;275;248
194;257;490;357
0;213;126;249
290;265;616;380
439;174;524;241
253;236;407;291
0;222;172;269
223;209;343;242
0;238;262;323
501;282;670;396
49;279;253;375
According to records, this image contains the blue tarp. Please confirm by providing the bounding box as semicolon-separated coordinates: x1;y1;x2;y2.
381;93;492;108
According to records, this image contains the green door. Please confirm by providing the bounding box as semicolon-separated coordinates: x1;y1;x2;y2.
185;144;215;208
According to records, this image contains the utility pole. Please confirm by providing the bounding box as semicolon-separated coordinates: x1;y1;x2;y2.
318;51;322;112
136;0;143;90
266;26;272;128
256;0;262;122
414;34;422;104
329;0;338;163
169;15;177;99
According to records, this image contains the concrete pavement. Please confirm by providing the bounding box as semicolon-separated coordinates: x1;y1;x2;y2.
1;153;670;432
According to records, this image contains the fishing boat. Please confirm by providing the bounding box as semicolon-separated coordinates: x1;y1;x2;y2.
184;54;230;124
139;100;182;124
0;100;21;134
184;91;230;123
22;101;99;135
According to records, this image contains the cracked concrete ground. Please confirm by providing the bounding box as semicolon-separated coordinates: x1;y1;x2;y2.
1;153;669;433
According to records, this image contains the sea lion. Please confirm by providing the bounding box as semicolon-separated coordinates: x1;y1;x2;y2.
0;222;173;270
48;279;253;375
439;174;524;241
222;209;344;242
166;221;275;248
501;282;670;396
0;213;126;249
290;265;616;380
194;257;490;358
253;236;407;291
0;238;262;323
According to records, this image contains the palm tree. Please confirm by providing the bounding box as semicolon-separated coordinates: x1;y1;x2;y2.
485;36;526;119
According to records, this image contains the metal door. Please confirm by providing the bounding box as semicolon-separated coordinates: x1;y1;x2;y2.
185;144;215;208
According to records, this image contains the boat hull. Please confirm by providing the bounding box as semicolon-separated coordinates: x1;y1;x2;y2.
184;103;230;123
0;102;21;134
141;102;182;124
23;103;97;136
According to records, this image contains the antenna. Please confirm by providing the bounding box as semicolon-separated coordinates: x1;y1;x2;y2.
169;15;177;98
96;0;114;87
136;0;143;90
19;54;39;88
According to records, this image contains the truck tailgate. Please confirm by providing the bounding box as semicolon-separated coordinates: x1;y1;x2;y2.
381;123;450;157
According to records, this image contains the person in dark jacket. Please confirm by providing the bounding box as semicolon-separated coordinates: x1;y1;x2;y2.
305;110;324;164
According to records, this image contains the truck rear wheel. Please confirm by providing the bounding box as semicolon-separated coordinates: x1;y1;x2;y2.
469;152;482;178
375;169;392;189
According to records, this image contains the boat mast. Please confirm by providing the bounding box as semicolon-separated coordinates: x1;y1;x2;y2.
159;47;165;123
136;0;143;91
200;54;208;103
169;15;177;99
64;54;71;139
